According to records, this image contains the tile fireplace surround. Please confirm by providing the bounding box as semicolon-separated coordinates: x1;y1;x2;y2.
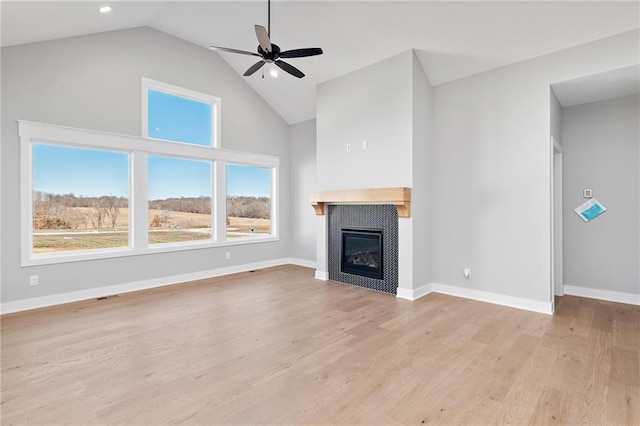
311;188;412;297
328;204;398;294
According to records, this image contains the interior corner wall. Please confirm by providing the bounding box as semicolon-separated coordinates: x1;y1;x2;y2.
550;87;564;297
1;27;291;306
430;29;639;304
562;94;640;296
411;52;433;289
290;119;317;263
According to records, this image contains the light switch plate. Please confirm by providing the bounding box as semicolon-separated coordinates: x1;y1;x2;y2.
583;188;593;198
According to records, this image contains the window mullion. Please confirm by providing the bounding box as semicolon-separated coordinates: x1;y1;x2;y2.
215;160;227;242
271;166;278;238
131;151;148;249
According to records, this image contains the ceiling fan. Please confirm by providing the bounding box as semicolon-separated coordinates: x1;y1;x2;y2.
209;0;323;79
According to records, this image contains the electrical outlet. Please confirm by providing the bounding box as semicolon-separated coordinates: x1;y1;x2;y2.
463;268;471;278
225;252;231;260
30;275;39;286
362;140;368;150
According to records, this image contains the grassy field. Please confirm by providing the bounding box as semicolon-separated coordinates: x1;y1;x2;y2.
33;208;271;253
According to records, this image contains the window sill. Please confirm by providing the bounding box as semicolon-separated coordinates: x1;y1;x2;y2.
22;236;280;267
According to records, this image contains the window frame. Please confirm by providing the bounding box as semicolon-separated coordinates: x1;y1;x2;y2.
141;77;221;148
19;120;279;267
225;162;277;239
146;154;215;247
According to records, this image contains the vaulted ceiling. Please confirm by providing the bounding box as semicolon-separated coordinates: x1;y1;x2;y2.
3;1;639;124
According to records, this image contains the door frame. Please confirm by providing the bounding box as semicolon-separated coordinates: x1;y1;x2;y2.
550;136;564;313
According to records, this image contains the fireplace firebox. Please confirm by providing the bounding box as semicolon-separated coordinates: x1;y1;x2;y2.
341;228;383;279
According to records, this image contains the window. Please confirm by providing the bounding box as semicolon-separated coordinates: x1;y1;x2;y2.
142;78;219;248
31;144;129;254
20;80;277;265
226;164;272;239
142;78;220;147
20;120;278;266
148;156;212;245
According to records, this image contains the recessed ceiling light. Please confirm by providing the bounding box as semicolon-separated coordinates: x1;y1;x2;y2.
270;69;278;78
99;6;112;14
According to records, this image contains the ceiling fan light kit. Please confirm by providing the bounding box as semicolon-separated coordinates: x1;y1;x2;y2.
209;0;323;79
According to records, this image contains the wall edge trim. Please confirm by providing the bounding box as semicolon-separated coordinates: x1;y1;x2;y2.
289;258;316;269
314;270;328;281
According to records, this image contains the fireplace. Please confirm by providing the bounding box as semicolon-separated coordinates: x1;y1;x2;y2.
341;228;383;279
327;205;398;294
313;190;406;295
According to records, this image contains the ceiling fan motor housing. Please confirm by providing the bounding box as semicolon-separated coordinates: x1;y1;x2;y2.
258;44;281;62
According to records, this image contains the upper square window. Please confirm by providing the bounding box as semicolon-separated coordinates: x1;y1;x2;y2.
142;78;221;147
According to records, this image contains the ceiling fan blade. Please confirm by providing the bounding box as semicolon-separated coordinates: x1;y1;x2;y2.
279;48;323;59
275;60;305;78
243;61;266;76
210;46;260;57
255;25;272;53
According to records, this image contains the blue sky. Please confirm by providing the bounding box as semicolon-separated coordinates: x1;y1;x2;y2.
32;144;129;197
227;164;271;198
32;90;271;200
147;90;212;146
148;155;211;200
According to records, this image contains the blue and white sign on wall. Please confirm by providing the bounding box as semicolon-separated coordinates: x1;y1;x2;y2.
574;198;607;222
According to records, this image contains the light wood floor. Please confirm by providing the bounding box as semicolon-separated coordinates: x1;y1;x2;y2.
1;265;639;425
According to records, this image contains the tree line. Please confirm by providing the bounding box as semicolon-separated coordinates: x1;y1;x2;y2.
33;192;125;230
227;196;270;219
33;192;270;230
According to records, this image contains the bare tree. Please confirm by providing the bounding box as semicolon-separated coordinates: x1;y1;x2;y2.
161;209;172;225
75;209;90;230
104;196;121;229
32;191;50;229
89;198;107;229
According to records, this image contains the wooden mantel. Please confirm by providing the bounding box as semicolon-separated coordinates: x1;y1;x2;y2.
310;187;411;218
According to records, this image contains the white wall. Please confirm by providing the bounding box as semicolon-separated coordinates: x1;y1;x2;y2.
316;50;414;190
412;53;433;289
1;27;291;306
430;29;638;305
290;119;317;263
562;94;639;296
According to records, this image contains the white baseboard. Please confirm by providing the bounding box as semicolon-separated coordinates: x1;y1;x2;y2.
432;283;553;315
564;285;640;306
396;283;432;301
1;258;293;315
1;265;558;316
396;282;552;315
314;270;328;281
289;258;316;269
